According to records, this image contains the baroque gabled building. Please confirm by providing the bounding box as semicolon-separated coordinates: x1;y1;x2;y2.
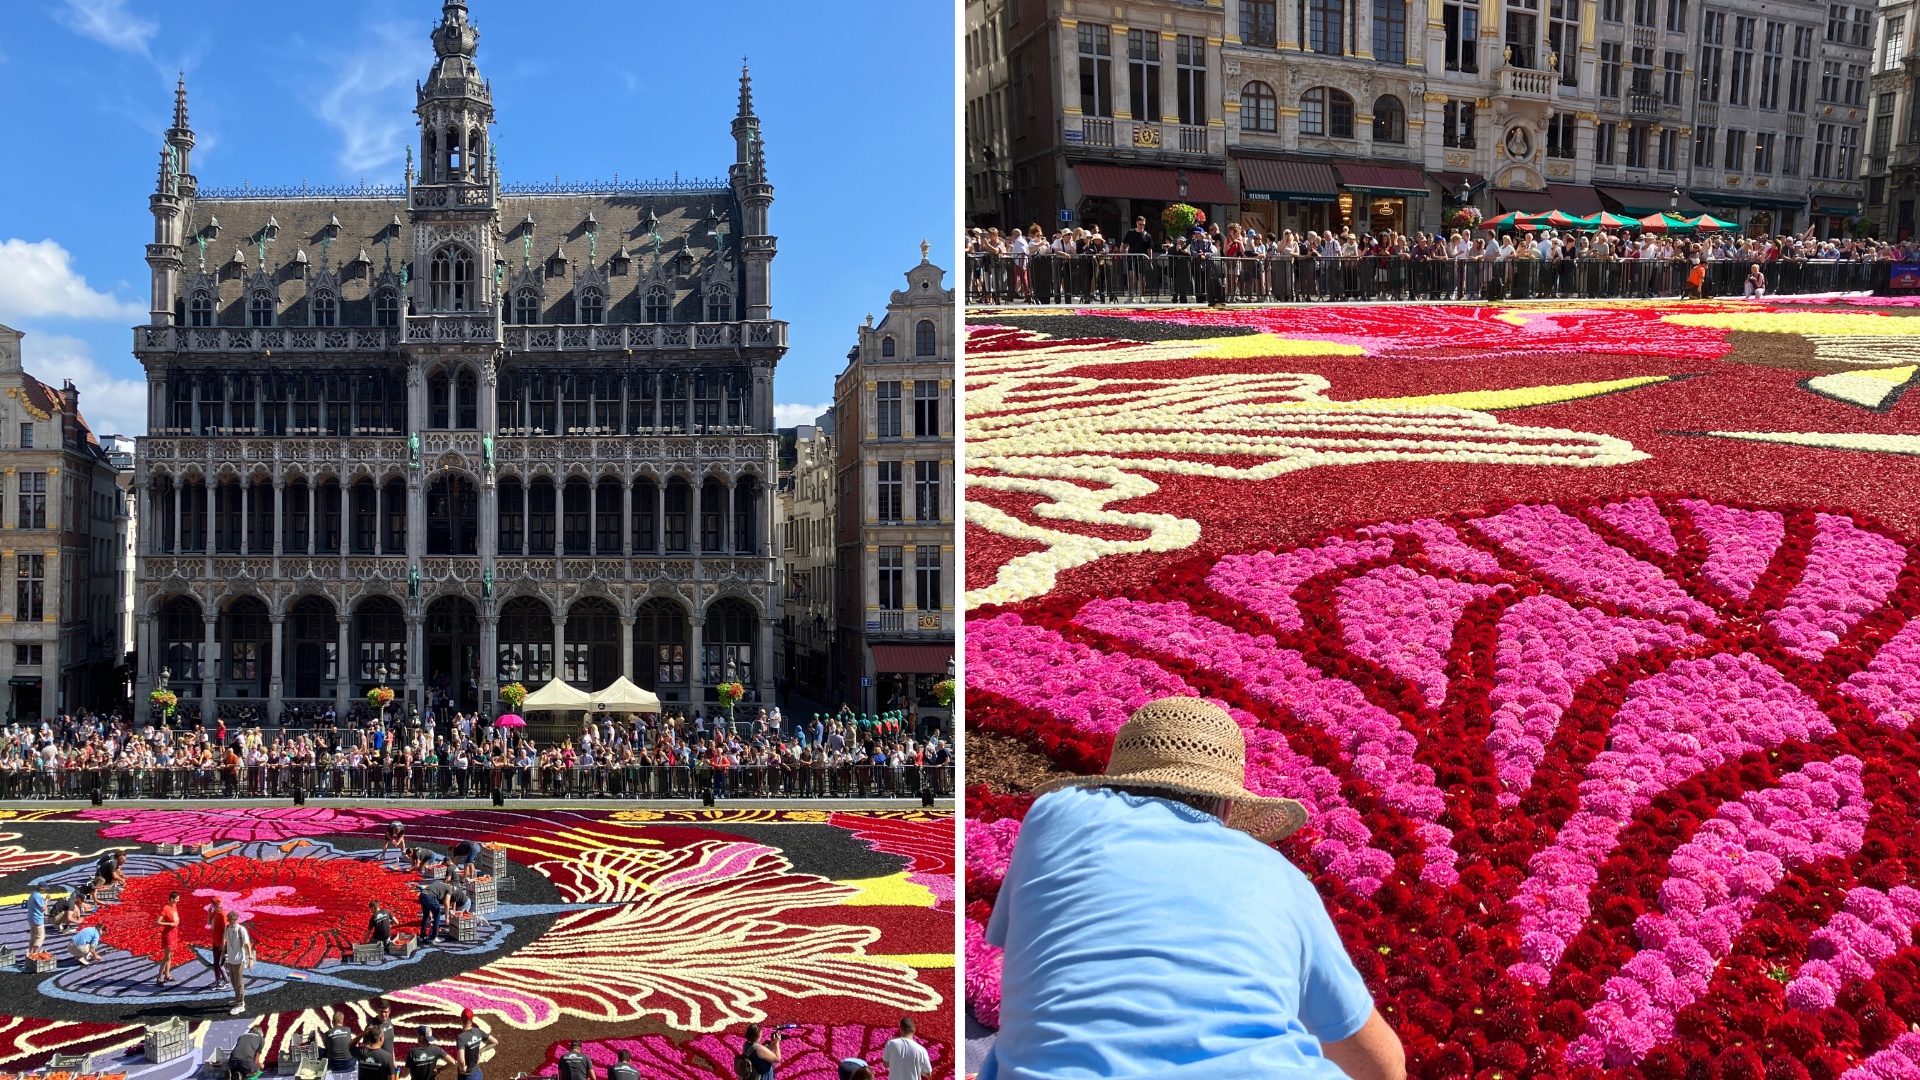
131;0;785;727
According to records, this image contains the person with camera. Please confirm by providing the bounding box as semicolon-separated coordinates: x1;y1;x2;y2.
735;1024;785;1080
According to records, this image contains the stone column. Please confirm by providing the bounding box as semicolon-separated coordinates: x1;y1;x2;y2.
724;476;737;554
656;481;667;553
621;480;632;556
201;613;218;719
589;479;599;555
335;614;352;719
479;615;499;714
268;614;285;720
272;479;285;572
240;481;251;555
173;483;183;553
405;614;424;711
307;482;317;555
553;614;567;684
620;616;635;680
758;615;776;706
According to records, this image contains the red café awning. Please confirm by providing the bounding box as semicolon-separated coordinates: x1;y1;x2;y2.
1235;157;1340;202
1334;164;1429;197
1073;164;1233;204
871;644;953;675
1547;184;1605;217
1494;188;1557;213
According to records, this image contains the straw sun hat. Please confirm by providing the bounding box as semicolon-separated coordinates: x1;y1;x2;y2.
1033;697;1309;842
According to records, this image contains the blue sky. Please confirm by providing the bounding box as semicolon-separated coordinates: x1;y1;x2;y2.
0;0;956;437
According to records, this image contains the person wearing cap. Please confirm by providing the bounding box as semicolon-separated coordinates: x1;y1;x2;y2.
980;696;1405;1080
403;1026;452;1080
454;1011;497;1080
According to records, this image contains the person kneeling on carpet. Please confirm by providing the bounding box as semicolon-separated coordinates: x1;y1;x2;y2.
366;900;395;947
980;697;1407;1080
228;1018;266;1080
66;922;104;965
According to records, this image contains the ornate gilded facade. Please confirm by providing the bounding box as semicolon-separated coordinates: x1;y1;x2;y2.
131;1;784;724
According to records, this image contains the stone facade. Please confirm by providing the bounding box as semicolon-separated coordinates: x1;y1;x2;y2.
832;253;955;727
0;326;132;720
776;419;836;707
1864;0;1918;238
130;1;784;727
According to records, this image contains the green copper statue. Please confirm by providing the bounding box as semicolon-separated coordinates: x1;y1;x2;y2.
408;431;420;466
482;568;494;601
482;432;494;468
409;564;420;599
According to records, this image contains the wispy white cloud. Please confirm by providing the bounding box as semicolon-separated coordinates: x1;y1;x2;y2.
23;336;148;438
55;0;158;54
315;23;419;174
774;402;833;428
0;239;146;322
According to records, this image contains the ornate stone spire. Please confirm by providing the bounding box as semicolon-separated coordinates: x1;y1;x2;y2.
738;61;754;119
432;0;479;60
171;74;190;133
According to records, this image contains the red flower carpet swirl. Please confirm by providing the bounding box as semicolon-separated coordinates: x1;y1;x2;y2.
94;855;420;967
967;496;1920;1080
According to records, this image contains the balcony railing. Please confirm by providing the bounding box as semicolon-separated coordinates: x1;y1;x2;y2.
1502;66;1558;98
137;326;400;354
873;610;951;635
502;321;785;351
406;313;500;343
140;433;776;466
1081;118;1115;147
1177;125;1208;153
1628;92;1662;116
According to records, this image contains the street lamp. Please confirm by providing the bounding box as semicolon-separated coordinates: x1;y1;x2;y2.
1670;186;1680;210
1177;170;1190;201
725;657;738;734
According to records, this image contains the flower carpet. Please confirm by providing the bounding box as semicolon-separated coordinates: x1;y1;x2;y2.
964;302;1920;1080
0;807;953;1080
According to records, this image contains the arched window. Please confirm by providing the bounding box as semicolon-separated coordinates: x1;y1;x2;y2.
1241;81;1278;132
311;290;337;327
496;597;553;683
355;596;406;686
645;285;670;323
701;597;758;699
881;337;896;358
160;595;205;683
515;287;540;324
915;320;937;355
189;291;215;327
469;127;486;178
528;479;556;555
429;245;474;311
633;597;686;691
1373;95;1407;143
456;368;477;428
578;286;604;325
427;474;477;555
706;287;731;322
430;371;451;428
374;289;399;327
446;127;463;177
1301;87;1356;138
248;290;274;327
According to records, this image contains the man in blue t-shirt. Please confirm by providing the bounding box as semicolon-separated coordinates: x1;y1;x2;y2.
982;697;1405;1080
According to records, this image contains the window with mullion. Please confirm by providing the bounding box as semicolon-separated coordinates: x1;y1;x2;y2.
1175;35;1207;123
1128;30;1162;121
1078;24;1114;118
1374;0;1406;64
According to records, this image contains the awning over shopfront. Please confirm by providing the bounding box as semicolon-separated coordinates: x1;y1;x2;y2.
1690;190;1752;207
1814;197;1863;213
7;678;39;688
1429;171;1487;200
1335;164;1429;197
1074;163;1233;204
1546;184;1605;217
1596;184;1708;217
871;644;954;675
1235;156;1340;202
1745;196;1808;210
1493;188;1556;213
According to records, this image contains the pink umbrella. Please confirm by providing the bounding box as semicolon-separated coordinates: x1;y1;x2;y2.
493;714;525;727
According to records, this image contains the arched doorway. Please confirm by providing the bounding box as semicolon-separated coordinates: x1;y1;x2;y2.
633;597;687;700
702;597;758;704
287;595;338;700
564;597;620;688
425;595;480;712
354;596;406;696
496;596;553;685
223;596;270;698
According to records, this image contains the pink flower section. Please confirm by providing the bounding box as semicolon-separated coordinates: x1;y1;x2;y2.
1485;595;1703;806
1510;652;1833;982
1767;513;1909;660
1679;500;1786;601
538;1023;946;1080
965;818;1021;889
1784;884;1920;1012
1843;617;1920;731
1334;566;1496;709
1357;518;1506;576
1568;756;1869;1067
967;614;1384;886
1843;1033;1920;1080
1593;497;1679;556
1469;504;1714;621
1207;537;1396;633
965;917;1004;1028
1073;598;1455;886
390;981;558;1028
80;806;450;845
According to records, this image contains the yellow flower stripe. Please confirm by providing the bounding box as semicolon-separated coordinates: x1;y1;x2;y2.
1664;311;1920;335
1365;376;1679;412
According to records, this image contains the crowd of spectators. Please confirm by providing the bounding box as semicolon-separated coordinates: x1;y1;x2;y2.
0;705;951;800
967;220;1918;304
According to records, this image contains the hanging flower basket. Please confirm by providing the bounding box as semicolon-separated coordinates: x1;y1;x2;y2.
715;682;746;708
1160;203;1205;238
367;686;395;709
498;682;527;711
932;679;955;707
1447;206;1484;231
148;689;177;718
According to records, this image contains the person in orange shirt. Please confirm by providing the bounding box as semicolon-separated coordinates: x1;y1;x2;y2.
207;898;231;986
156;890;182;985
1686;258;1708;300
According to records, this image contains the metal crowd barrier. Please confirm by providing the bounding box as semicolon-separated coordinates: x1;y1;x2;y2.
0;764;954;801
966;252;1889;305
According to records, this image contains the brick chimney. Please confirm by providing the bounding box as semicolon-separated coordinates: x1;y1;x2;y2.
61;380;78;447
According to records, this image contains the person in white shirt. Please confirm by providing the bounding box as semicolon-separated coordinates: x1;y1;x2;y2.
881;1018;932;1080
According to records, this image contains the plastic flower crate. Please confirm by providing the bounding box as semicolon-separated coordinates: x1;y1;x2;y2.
93;885;120;903
50;1056;90;1071
144;1018;190;1064
351;942;386;964
156;843;182;856
476;844;507;876
0;945;15;970
451;912;481;943
471;877;497;914
26;951;56;973
385;934;417;958
277;1041;319;1076
201;1049;228;1079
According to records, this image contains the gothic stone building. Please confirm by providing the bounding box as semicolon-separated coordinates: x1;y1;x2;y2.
131;1;784;726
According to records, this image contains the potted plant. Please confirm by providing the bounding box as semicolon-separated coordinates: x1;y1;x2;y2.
148;688;177;720
1161;203;1205;238
932;679;955;707
499;682;527;711
1448;206;1484;231
367;686;395;711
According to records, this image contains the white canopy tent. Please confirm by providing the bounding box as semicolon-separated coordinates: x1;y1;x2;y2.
520;678;592;710
588;676;662;714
